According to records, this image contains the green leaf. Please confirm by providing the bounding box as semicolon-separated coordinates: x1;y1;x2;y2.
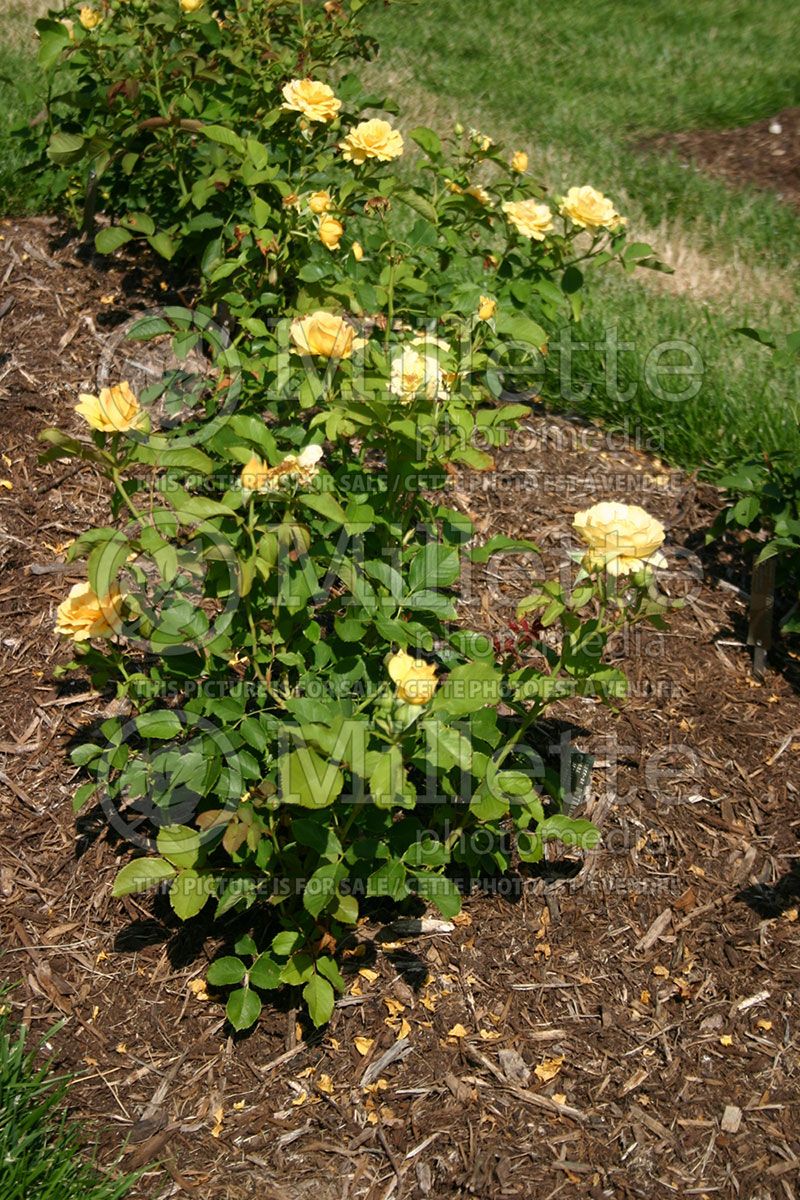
495;312;547;348
395;188;438;225
36;19;70;69
169;870;210;919
369;745;410;809
272;931;303;956
226;986;262;1031
280;748;344;809
432;662;502;716
409;126;442;159
112;857;176;897
47;131;85;164
538;814;601;850
94;226;133;255
203;125;246;155
249;954;281;990
414;874;462;918
148;231;176;261
121;212;155;236
207;956;247;986
299;491;348;525
157;824;203;868
469;535;539;564
303;975;335;1027
136;710;183;739
561;265;584;294
366;858;407;901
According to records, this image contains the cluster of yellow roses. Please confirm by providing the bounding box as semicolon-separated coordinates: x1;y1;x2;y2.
502;185;625;242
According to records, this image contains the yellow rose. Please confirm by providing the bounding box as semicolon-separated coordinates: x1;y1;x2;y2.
281;79;341;123
573;502;667;576
240;445;323;495
389;347;447;404
290;311;360;359
179;0;204;12
55;581;123;642
339;119;404;164
560;185;625;231
75;381;145;432
502;199;554;241
444;179;463;195
351;241;364;262
387;650;438;706
78;5;103;28
318;214;344;251
478;295;496;321
464;184;492;207
511;151;528;174
308;190;332;214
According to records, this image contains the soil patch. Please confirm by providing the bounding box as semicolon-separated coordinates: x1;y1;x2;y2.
640;106;800;210
1;218;800;1200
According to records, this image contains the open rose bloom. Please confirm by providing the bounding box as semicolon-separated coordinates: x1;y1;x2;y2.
55;581;124;641
75;382;145;433
339;119;404;164
560;186;626;231
281;79;341;122
502;199;554;241
389;347;448;404
290;311;363;359
573;502;667;576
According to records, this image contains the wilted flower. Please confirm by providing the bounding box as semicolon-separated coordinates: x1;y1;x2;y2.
339;119;404;164
75;382;145;433
240;446;323;495
465;184;492;207
560;186;625;231
55;581;123;641
387;650;438;706
281;79;341;123
573;502;666;576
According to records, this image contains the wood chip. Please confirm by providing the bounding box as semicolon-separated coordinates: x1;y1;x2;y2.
721;1105;742;1134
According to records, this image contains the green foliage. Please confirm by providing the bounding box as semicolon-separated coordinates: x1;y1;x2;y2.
0;996;138;1200
709;329;800;630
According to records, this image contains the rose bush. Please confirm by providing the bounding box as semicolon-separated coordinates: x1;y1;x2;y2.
33;0;674;1029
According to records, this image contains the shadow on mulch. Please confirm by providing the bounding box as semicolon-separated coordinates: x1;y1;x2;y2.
638;106;800;209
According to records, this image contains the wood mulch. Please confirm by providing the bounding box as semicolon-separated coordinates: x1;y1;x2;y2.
1;216;799;1200
639;106;800;210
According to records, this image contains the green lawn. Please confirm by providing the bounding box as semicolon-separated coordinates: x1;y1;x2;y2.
366;0;800;471
0;996;138;1200
0;1;49;211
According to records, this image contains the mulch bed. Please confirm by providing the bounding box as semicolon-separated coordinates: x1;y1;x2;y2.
639;106;800;210
2;216;800;1200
